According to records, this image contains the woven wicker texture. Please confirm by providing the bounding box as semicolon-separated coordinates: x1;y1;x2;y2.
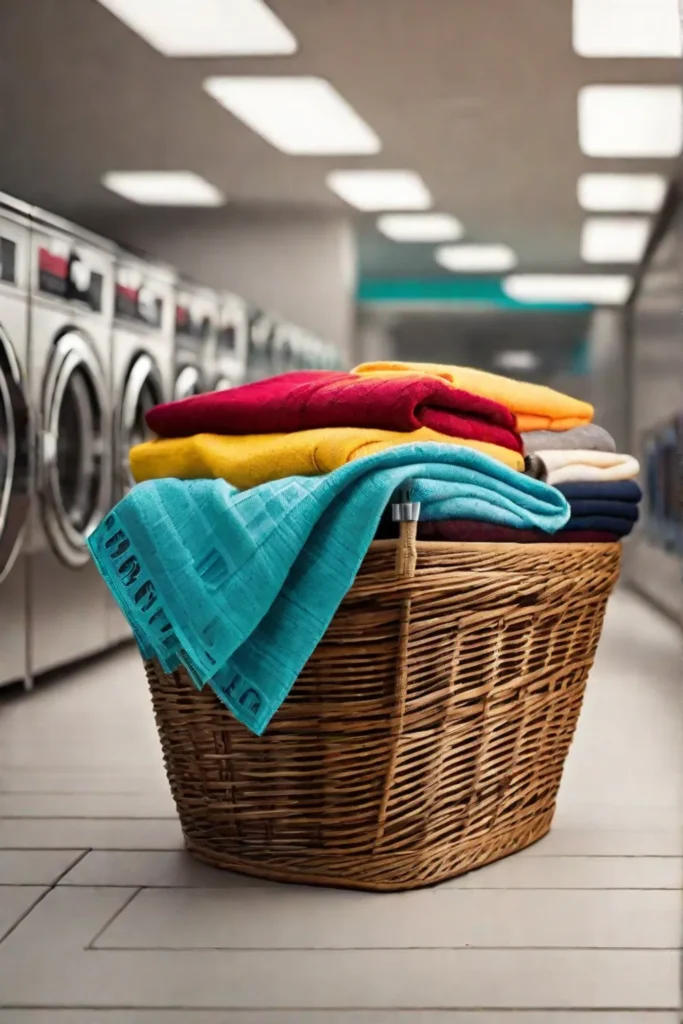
145;535;621;891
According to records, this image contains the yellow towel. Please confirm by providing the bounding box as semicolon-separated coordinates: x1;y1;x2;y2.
352;360;593;433
130;427;524;490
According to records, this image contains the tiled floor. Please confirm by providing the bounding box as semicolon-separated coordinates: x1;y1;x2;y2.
0;588;680;1021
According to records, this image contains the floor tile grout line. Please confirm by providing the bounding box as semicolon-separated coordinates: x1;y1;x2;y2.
85;887;143;950
0;887;51;947
0;1004;679;1013
54;884;683;892
49;849;90;886
0;816;178;821
0;849;91;947
90;945;683;953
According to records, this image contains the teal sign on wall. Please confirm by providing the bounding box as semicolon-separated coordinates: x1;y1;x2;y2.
357;277;592;313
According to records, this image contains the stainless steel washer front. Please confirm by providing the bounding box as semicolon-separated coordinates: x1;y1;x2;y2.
0;198;32;689
117;352;163;491
173;363;202;400
40;330;109;568
27;213;115;676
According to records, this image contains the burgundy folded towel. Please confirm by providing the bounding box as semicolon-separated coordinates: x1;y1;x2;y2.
416;520;618;544
146;370;523;453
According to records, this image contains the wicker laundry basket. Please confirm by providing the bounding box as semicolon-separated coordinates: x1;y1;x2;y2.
145;525;621;892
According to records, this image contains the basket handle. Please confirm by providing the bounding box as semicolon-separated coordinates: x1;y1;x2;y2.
391;483;420;578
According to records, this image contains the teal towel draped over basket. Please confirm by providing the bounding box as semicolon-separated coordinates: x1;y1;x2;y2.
88;442;570;735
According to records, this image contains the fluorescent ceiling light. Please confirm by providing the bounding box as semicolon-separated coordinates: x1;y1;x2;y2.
95;0;296;56
102;171;225;206
577;173;667;212
205;77;380;155
494;350;540;372
435;244;517;272
504;274;632;305
573;0;682;58
581;217;651;263
377;213;463;242
327;171;430;211
578;86;683;157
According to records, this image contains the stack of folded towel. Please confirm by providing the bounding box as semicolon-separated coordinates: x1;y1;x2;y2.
353;360;641;545
522;423;641;543
88;360;641;731
132;370;526;482
89;363;598;732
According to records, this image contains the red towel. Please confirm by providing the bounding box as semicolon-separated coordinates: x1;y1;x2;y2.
146;371;523;453
416;520;618;544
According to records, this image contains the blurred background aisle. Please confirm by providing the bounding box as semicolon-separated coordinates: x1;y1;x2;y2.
0;0;681;1017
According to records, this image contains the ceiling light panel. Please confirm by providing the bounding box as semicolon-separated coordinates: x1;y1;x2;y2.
205;77;380;155
573;0;682;58
577;173;667;212
102;171;225;206
377;213;463;242
578;86;683;157
495;350;540;372
95;0;297;56
326;171;431;211
436;244;517;272
504;274;632;305
581;217;651;263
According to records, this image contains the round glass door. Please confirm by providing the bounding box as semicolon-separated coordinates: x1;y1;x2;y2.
0;325;29;583
119;354;162;491
42;331;110;568
174;365;202;400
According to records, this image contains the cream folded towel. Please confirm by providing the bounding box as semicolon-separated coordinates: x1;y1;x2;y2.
537;449;640;485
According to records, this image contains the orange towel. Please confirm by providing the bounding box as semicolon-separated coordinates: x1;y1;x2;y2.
352;360;593;433
130;426;524;490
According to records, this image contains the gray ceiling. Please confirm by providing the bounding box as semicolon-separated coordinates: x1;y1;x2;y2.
0;0;680;279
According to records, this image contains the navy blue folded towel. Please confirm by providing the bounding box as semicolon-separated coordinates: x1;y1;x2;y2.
558;481;642;503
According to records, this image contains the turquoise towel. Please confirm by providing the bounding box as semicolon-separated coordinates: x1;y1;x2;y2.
88;443;569;735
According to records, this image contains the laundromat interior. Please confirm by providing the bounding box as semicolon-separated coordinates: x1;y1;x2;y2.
0;0;682;1019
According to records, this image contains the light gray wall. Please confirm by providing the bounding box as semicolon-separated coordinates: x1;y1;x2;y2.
623;223;682;623
586;309;629;451
90;209;357;361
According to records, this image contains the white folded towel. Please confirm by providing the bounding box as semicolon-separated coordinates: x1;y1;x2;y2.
536;449;640;485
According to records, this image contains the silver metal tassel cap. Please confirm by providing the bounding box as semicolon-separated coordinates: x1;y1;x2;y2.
391;481;421;522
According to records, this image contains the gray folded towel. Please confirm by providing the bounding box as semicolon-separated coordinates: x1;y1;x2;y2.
523;424;616;454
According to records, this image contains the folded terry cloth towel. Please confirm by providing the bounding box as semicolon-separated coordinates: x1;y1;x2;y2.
89;443;569;735
537;450;639;485
415;520;618;544
146;370;523;454
557;480;642;503
560;516;635;537
130;427;524;489
352;359;594;432
566;498;639;521
523;424;616;454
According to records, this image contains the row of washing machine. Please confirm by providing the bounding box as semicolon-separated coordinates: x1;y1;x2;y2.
0;192;342;690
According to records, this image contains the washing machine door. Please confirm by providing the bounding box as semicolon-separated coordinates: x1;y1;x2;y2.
0;324;29;584
174;364;203;400
41;330;110;569
119;353;163;491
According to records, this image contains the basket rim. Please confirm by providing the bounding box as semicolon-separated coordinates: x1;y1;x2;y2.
370;538;621;552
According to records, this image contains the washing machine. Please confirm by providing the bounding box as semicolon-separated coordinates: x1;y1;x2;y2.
174;281;217;400
27;210;115;676
211;292;248;390
107;251;176;645
272;320;297;377
0;195;32;689
246;308;276;383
